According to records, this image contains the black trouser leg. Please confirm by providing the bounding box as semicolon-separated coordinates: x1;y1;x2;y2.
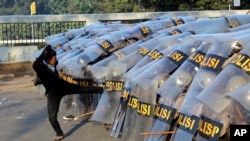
47;95;64;136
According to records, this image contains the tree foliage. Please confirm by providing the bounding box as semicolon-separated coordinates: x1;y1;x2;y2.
0;0;249;15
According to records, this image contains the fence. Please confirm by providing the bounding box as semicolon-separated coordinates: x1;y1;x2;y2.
0;10;248;46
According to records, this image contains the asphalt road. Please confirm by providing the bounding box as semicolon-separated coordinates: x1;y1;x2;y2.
0;75;121;141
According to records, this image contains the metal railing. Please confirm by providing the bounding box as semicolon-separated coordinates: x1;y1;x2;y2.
0;10;248;46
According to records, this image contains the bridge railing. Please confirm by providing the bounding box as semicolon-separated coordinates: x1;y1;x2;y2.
0;10;248;47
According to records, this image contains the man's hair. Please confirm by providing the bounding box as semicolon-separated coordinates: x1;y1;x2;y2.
38;45;57;61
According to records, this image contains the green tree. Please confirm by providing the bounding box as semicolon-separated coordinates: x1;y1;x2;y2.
0;0;249;15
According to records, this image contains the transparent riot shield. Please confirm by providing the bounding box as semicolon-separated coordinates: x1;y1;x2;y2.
60;95;73;114
196;104;229;141
225;14;250;28
61;30;132;77
125;59;161;82
134;16;196;36
57;37;91;65
91;61;127;124
59;38;78;51
89;40;144;79
125;32;192;76
114;36;171;71
197;35;249;141
56;38;94;62
228;23;250;32
44;33;64;43
194;35;250;141
64;28;86;39
120;80;159;141
57;49;85;71
169;33;249;141
155;17;227;37
189;17;229;34
155;14;169;20
146;40;211;141
133;34;204;90
189;36;250;141
153;22;194;37
61;38;93;51
226;83;250;125
47;35;71;49
197;33;250;114
61;18;180;77
120;33;203;141
120;17;176;41
187;14;250;35
110;81;133;137
131;82;159;141
124;33;202;82
227;91;250;140
120;82;141;141
60;16;197;77
110;59;164;139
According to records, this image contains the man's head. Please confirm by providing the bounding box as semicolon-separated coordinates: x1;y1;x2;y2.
43;45;57;65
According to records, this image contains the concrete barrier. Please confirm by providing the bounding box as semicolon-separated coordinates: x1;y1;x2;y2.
0;46;38;63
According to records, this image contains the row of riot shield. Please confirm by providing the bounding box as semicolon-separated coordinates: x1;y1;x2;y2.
107;15;250;141
31;13;250;141
89;16;199;126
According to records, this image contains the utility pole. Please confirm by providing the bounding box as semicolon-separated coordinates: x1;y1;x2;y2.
30;2;36;41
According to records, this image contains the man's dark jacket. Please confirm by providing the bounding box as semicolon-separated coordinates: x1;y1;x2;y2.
32;58;104;96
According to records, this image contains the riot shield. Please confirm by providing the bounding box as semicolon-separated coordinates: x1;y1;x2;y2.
91;61;126;124
152;14;170;20
155;14;169;20
179;36;235;111
197;33;250;113
198;82;250;140
169;32;250;141
110;81;133;137
132;34;204;90
134;16;196;35
111;59;162;139
125;32;192;77
124;33;199;82
120;33;203;141
195;34;250;141
60;16;197;77
61;38;93;51
155;17;227;37
57;49;85;71
49;26;88;49
62;18;179;77
120;80;159;141
119;82;141;141
146;39;211;141
226;83;250;125
228;23;250;32
47;35;70;49
44;33;64;43
153;22;194;37
61;31;130;77
196;104;229;141
56;38;94;62
225;14;250;28
89;40;144;79
115;36;170;71
186;14;250;35
189;17;229;34
131;82;159;141
64;28;86;39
